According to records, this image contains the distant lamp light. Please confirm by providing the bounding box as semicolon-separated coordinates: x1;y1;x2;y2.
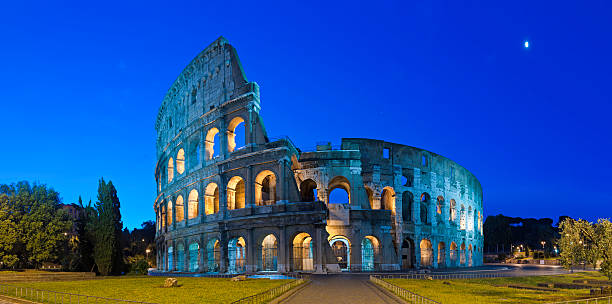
524;41;529;48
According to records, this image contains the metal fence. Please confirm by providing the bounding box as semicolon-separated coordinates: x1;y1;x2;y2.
369;275;440;304
0;283;158;304
230;278;306;304
375;272;513;280
548;296;612;304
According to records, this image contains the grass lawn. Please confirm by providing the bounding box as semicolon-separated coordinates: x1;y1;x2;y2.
386;272;610;304
19;276;292;304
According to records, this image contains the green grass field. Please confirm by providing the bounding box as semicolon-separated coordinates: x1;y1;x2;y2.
385;272;609;304
18;276;291;304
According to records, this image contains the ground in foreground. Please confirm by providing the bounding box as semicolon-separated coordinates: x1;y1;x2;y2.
20;276;290;304
386;272;609;304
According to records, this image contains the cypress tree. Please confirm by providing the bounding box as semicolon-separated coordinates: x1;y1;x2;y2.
93;178;124;275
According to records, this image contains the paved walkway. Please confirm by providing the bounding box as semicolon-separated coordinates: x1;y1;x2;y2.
280;274;403;304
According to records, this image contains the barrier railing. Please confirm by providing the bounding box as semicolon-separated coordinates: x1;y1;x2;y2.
230;278;307;304
0;283;158;304
547;296;612;304
370;275;440;304
376;272;513;280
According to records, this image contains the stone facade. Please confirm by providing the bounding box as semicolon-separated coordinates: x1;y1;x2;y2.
154;37;484;274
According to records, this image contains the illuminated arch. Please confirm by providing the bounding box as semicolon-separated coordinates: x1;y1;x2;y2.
362;236;380;271
206;239;220;272
167;158;174;183
292;233;314;271
329;235;350;271
437;242;446;267
364;186;374;209
167;200;173;226
175;195;184;222
228;237;246;273
188;189;198;219
255;170;276;206
381;187;396;215
188;242;199;272
227;176;245;210
328;176;350;204
205;128;220;160
261;234;278;271
449;199;457;222
176;149;185;174
450;242;458;266
227;117;245;153
204;183;219;215
436;196;444;215
420;239;433;267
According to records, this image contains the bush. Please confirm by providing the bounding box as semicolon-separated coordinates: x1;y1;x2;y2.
131;258;150;275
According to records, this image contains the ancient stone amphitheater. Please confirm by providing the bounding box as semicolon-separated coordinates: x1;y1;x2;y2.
154;37;483;274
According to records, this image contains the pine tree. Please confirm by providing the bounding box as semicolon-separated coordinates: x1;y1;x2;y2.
93;178;124;275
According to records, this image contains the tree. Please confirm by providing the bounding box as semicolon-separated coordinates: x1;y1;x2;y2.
92;179;124;275
0;194;19;268
558;218;612;280
594;219;612;280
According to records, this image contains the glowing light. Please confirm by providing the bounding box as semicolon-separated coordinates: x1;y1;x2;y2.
524;41;529;48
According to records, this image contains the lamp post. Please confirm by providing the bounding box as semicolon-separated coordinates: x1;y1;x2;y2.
146;249;151;261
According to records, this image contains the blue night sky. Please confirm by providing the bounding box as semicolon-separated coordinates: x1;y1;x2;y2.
1;1;610;229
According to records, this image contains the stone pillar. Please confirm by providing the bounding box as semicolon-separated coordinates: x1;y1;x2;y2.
219;116;228;159
220;175;228;219
277;158;289;204
314;226;325;274
352;233;362;272
278;226;288;272
432;239;438;268
246;165;255;208
247;229;256;272
219;232;228;273
200;235;206;272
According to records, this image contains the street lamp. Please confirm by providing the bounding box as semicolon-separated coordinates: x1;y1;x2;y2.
541;241;546;250
146;249;151;261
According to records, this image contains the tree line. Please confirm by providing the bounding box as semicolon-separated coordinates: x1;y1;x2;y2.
0;180;155;275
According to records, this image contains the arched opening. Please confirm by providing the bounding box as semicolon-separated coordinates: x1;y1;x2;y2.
460;243;466;266
167;158;174;183
227;176;246;210
381;187;396;215
228;117;246;153
468;244;473;267
468;206;473;230
329;236;350;271
188;190;198;219
167;200;173;226
420;193;430;224
188;242;199;272
362;236;380;271
206;239;221;272
261;234;278;271
437;242;446;268
364;186;374;209
292;233;314;271
255;170;277;206
300;179;318;202
176;243;184;272
420;239;433;268
450;242;458;267
436;196;444;215
460;205;466;230
328;176;350;205
167;246;173;271
450;199;457;222
402;191;413;222
401;238;415;270
228;237;246;273
176;149;185;174
175;196;184;222
161;203;167;229
205;128;220;160
204;183;219;215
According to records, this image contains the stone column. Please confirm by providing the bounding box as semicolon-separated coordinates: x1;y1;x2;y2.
277;158;289;204
278;226;288;272
200;235;206;272
247;228;256;272
314;226;325;274
246;164;255;208
219;232;228;273
220;175;228;219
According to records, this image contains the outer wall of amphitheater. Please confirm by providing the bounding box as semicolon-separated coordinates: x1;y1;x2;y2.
153;37;484;274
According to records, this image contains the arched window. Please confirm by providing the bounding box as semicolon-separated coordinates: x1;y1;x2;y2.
401;238;415;270
460;243;466;266
228;117;246;152
204;183;219;215
261;234;278;271
205;128;220;160
468;244;473;267
206;239;220;272
228;237;246;273
167;158;174;183
402;191;413;222
300;179;318;202
188;190;198;219
420;239;433;267
227;176;246;210
175;195;184;222
176;242;185;271
255;170;276;206
328;176;350;204
437;242;446;267
381;187;396;215
161;203;166;228
329;236;350;271
364;186;374;209
176;149;185;174
167;200;173;226
436;196;444;215
450;242;458;266
292;233;314;271
420;193;430;224
188;242;199;272
468;206;473;230
450;199;457;222
460;205;466;230
362;236;380;271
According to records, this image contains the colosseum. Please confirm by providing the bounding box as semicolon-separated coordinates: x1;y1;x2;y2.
154;37;484;274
